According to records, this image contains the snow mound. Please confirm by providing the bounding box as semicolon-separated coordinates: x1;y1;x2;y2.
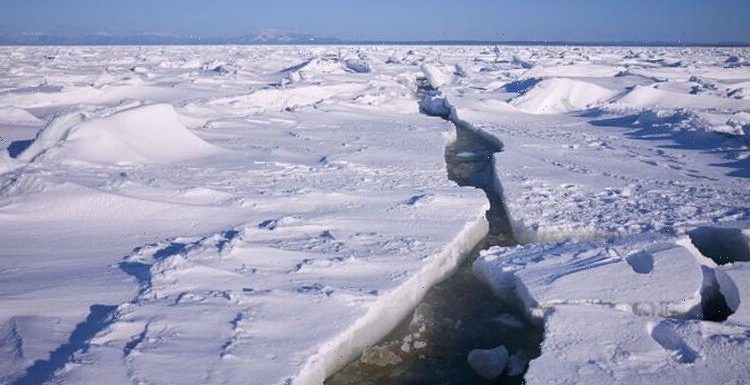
613;85;750;111
511;78;616;114
0;106;42;124
0;153;19;175
18;104;220;165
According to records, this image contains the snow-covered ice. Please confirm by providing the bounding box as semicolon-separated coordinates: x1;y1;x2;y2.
0;45;749;385
475;234;750;384
19;104;221;165
718;262;750;326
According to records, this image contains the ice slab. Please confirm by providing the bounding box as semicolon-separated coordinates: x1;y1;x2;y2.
526;306;750;385
718;262;750;326
475;236;705;318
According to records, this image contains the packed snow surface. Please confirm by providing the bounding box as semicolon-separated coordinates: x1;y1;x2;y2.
511;77;616;114
18;104;220;165
0;45;748;385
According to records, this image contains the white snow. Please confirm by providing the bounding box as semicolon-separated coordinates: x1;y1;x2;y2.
475;237;706;318
613;84;750;111
423;44;750;385
475;234;750;384
420;63;455;89
525;305;750;384
0;106;42;124
18;104;220;165
718;262;750;326
511;77;617;114
520;63;625;79
0;44;748;385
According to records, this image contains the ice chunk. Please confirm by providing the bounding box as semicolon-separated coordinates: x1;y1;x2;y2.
467;345;509;380
420;63;453;89
527;305;750;385
505;351;529;377
418;93;452;118
360;346;402;367
717;262;750;326
475;237;705;317
344;59;371;73
453;64;467;78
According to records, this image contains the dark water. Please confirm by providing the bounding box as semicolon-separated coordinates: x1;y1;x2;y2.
325;237;543;385
444;119;514;244
326;101;543;385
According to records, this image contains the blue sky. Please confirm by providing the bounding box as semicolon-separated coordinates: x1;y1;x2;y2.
0;0;748;42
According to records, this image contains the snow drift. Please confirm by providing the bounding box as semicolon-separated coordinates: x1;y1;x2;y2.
613;84;750;111
511;78;616;114
0;106;42;124
18;104;220;165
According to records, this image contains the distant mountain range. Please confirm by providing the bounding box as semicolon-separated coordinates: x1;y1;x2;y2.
0;32;747;47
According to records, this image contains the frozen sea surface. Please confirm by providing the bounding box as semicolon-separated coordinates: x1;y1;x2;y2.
0;45;748;385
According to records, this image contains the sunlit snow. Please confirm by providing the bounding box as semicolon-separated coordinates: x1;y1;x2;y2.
0;45;748;385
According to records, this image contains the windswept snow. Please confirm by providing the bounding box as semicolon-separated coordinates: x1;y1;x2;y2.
0;45;749;385
17;104;220;165
520;63;625;79
511;78;616;114
613;84;750;111
0;106;42;124
0;45;488;385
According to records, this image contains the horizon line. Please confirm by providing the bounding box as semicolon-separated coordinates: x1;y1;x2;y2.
1;39;749;48
1;31;748;47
